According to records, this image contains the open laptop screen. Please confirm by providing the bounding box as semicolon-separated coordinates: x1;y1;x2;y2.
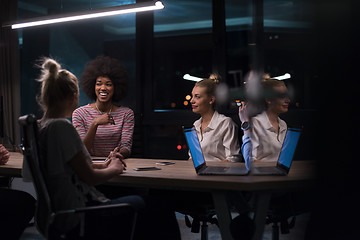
278;127;301;169
183;127;205;168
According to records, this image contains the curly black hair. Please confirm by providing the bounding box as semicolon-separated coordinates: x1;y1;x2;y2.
81;56;128;102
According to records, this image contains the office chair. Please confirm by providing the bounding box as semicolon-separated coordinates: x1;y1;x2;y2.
180;206;218;240
174;192;218;240
265;193;298;240
19;114;140;240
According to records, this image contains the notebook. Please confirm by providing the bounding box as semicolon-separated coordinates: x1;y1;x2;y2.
251;127;302;176
183;126;249;176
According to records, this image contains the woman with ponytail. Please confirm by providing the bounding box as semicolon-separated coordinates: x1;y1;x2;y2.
189;74;240;162
30;58;144;239
29;58;181;240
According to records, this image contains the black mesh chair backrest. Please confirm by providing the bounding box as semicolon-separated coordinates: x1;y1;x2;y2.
19;114;53;238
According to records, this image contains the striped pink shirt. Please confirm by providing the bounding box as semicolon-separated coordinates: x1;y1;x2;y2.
72;104;134;157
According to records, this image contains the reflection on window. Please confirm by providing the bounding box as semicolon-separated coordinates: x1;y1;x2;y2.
225;0;313;110
263;0;313;110
18;0;136;114
153;0;212;111
154;0;212;37
225;0;252;99
264;0;312;26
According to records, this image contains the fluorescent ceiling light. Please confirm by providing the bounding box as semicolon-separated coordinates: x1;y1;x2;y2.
4;1;164;29
273;73;291;80
183;74;204;82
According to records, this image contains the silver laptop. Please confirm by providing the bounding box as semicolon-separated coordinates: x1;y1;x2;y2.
251;127;302;176
183;126;249;176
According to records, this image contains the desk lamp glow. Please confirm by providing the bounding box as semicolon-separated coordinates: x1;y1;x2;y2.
6;1;164;29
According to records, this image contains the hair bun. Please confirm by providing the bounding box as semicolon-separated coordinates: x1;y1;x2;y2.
212;78;220;84
42;58;60;77
209;73;221;84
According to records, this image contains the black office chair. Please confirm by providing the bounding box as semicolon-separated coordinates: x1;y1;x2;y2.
19;114;140;240
171;191;218;240
265;193;298;240
180;205;218;240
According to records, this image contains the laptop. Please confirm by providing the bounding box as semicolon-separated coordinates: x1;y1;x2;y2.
183;126;249;176
251;127;302;176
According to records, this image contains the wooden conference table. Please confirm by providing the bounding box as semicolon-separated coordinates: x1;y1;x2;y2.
0;152;23;177
1;152;316;240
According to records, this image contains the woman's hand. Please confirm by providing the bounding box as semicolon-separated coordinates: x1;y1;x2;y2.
0;144;10;165
108;147;126;170
107;157;125;174
238;102;250;123
93;113;115;126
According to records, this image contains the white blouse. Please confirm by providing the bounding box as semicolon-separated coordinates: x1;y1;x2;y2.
251;111;287;162
191;111;240;162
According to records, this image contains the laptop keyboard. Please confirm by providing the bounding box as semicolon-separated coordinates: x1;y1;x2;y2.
203;166;229;173
256;166;277;172
255;166;285;174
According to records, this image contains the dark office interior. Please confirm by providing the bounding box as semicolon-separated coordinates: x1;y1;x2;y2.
1;0;358;239
16;0;317;160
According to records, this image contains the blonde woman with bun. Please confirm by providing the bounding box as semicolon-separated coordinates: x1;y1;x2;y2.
190;76;240;162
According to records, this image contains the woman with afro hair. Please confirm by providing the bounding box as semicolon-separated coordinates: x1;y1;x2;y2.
72;56;134;158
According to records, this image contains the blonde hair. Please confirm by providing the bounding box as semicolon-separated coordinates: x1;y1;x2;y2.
209;73;222;83
195;73;220;97
261;78;286;108
261;78;285;91
194;74;220;109
262;73;271;81
37;58;79;114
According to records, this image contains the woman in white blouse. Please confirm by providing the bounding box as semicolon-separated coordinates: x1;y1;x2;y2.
189;75;240;162
251;78;290;162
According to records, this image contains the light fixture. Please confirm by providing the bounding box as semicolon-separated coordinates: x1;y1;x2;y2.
273;73;291;80
183;74;203;82
3;1;164;29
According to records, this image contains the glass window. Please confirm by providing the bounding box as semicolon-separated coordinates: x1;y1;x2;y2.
153;0;212;111
18;0;136;115
263;0;313;109
225;0;314;110
225;0;252;87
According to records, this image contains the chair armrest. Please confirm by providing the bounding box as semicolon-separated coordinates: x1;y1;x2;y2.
53;202;137;218
75;202;137;213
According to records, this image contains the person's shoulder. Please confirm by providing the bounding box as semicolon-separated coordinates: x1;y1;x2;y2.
116;106;134;115
74;104;92;113
40;118;74;135
252;110;266;120
73;104;94;118
251;111;266;125
215;112;235;125
46;118;73;128
117;105;132;111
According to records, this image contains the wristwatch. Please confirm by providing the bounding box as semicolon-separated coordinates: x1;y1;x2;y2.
241;121;251;131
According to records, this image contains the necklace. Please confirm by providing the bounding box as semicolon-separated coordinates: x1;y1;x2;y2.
95;102;112;115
